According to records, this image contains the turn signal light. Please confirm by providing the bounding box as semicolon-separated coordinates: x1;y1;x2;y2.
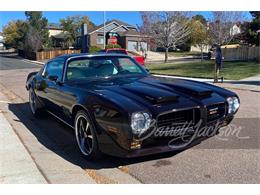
130;140;141;149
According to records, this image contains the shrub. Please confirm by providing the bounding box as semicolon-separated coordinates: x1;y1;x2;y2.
89;46;102;53
105;43;122;49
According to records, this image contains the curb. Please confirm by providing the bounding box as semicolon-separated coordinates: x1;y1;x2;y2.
22;58;45;65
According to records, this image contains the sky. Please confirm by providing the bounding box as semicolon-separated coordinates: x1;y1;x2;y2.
0;11;252;32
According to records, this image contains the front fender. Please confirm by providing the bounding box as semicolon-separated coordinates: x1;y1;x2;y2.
75;93;134;151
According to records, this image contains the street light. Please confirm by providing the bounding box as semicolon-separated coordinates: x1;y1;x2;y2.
103;11;106;49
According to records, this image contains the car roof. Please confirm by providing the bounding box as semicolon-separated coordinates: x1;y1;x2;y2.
53;53;129;61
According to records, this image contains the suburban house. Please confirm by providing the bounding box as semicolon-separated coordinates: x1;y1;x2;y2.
230;23;241;36
0;32;5;50
78;19;150;51
47;23;63;36
46;23;70;48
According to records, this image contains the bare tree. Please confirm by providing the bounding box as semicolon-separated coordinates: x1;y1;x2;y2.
208;11;245;46
24;27;43;52
139;12;191;62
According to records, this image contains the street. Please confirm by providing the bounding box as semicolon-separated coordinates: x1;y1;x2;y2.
0;54;259;183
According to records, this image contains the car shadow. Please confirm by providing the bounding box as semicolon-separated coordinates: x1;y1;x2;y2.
8;102;203;170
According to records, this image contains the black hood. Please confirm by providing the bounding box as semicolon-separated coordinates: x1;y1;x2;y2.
70;75;230;108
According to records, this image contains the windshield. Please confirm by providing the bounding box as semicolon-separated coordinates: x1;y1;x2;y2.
66;56;148;81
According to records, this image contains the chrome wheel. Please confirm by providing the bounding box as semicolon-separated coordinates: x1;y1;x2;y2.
29;88;36;114
75;114;94;156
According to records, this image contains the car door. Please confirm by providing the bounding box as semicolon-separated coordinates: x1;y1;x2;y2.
39;59;65;116
44;59;79;124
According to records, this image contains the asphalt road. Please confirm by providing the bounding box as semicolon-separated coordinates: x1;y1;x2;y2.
0;55;259;183
0;54;42;70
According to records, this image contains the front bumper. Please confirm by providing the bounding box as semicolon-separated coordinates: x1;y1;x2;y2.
98;115;234;158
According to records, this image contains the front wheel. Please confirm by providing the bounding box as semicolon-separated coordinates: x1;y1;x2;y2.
74;110;101;160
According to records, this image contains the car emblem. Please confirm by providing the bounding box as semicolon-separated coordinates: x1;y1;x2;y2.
209;107;218;115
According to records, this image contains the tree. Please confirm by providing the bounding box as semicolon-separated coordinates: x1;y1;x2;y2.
139;11;191;62
3;12;49;51
190;18;209;61
208;12;245;82
208;11;245;46
24;11;50;51
3;20;28;49
24;27;43;52
246;11;260;46
192;14;207;25
60;15;95;46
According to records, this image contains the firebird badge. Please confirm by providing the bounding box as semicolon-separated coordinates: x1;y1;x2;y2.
209;107;219;115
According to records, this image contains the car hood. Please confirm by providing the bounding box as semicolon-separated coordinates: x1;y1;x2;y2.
70;75;234;110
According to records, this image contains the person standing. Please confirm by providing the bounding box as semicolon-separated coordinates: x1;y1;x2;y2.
214;44;222;82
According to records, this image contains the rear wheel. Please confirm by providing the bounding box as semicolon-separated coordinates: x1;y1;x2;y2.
74;110;101;160
29;88;43;117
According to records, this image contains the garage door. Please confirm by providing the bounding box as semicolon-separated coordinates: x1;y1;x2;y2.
127;41;138;51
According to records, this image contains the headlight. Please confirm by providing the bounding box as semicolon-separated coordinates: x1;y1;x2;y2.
131;112;152;135
227;97;240;114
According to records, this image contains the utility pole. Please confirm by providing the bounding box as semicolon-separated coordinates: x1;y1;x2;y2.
103;11;106;49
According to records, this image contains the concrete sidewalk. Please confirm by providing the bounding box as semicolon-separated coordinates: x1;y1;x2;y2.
241;74;260;81
0;111;47;183
0;85;97;184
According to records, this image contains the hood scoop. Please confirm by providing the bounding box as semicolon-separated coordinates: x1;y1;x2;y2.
161;83;213;97
122;86;179;104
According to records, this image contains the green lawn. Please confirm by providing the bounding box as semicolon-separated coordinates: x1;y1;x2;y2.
158;51;202;57
147;60;260;80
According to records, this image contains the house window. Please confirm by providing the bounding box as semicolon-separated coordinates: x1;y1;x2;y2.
97;36;104;45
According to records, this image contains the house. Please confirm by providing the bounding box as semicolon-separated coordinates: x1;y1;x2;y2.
46;23;63;37
78;19;150;51
0;32;5;50
230;23;241;36
46;23;70;48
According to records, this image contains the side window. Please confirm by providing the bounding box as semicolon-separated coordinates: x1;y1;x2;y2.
118;58;142;73
42;60;64;80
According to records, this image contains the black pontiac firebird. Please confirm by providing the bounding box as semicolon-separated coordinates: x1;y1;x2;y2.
26;53;240;160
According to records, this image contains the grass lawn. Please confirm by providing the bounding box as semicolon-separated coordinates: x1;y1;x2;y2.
158;51;202;57
147;60;260;80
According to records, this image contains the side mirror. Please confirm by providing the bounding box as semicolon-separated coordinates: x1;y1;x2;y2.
145;68;150;72
48;75;58;82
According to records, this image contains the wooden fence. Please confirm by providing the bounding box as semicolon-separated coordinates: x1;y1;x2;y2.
222;46;260;62
18;49;81;61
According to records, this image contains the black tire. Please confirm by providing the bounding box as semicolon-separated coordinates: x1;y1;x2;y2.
74;110;101;160
29;87;44;118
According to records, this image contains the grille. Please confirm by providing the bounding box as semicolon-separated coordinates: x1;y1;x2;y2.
207;103;226;123
157;108;198;128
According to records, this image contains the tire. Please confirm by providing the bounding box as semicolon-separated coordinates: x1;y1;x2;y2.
29;87;43;117
74;110;101;160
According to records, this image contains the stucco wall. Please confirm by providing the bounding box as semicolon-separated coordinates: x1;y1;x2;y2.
48;29;63;37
